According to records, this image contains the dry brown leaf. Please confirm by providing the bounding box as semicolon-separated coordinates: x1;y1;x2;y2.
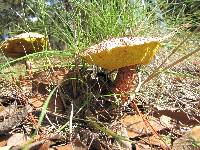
55;139;88;150
38;141;51;150
152;108;200;126
121;115;167;138
47;94;65;113
173;135;194;150
7;133;30;147
72;138;88;150
0;135;9;147
29;96;44;108
0;141;7;148
32;67;67;91
56;144;73;150
135;142;152;150
190;126;200;142
159;115;173;128
173;126;200;150
140;135;169;149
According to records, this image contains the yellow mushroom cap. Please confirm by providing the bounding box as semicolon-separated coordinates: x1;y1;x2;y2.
82;37;161;70
0;32;48;58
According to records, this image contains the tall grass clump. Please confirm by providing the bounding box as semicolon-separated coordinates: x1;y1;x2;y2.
158;0;200;28
0;0;169;73
16;0;168;51
0;0;169;81
1;0;199;81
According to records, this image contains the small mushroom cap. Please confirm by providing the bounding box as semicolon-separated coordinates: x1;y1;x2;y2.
0;32;48;58
82;37;161;70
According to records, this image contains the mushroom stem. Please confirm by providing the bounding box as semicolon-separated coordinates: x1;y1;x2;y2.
25;60;33;76
112;65;138;102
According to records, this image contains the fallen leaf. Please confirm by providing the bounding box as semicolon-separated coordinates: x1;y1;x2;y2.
173;126;200;150
110;123;132;150
121;115;167;138
189;126;200;145
152;108;200;126
56;144;73;150
38;141;50;150
56;139;88;150
159;115;174;128
0;135;9;147
135;142;152;150
7;133;30;147
29;95;44;108
72;138;87;150
32;67;67;94
140;134;169;149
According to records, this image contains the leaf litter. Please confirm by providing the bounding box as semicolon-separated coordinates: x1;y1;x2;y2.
0;43;199;149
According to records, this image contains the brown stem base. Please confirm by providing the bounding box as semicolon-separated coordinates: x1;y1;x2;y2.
112;65;138;103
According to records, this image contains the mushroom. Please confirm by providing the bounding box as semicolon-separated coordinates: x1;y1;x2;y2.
82;37;161;103
0;32;48;73
0;32;47;57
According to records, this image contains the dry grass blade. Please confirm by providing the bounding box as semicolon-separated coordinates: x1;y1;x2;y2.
141;25;200;87
157;25;200;69
141;46;200;86
69;102;74;142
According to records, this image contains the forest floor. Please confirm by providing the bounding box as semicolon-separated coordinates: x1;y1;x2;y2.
0;31;200;150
